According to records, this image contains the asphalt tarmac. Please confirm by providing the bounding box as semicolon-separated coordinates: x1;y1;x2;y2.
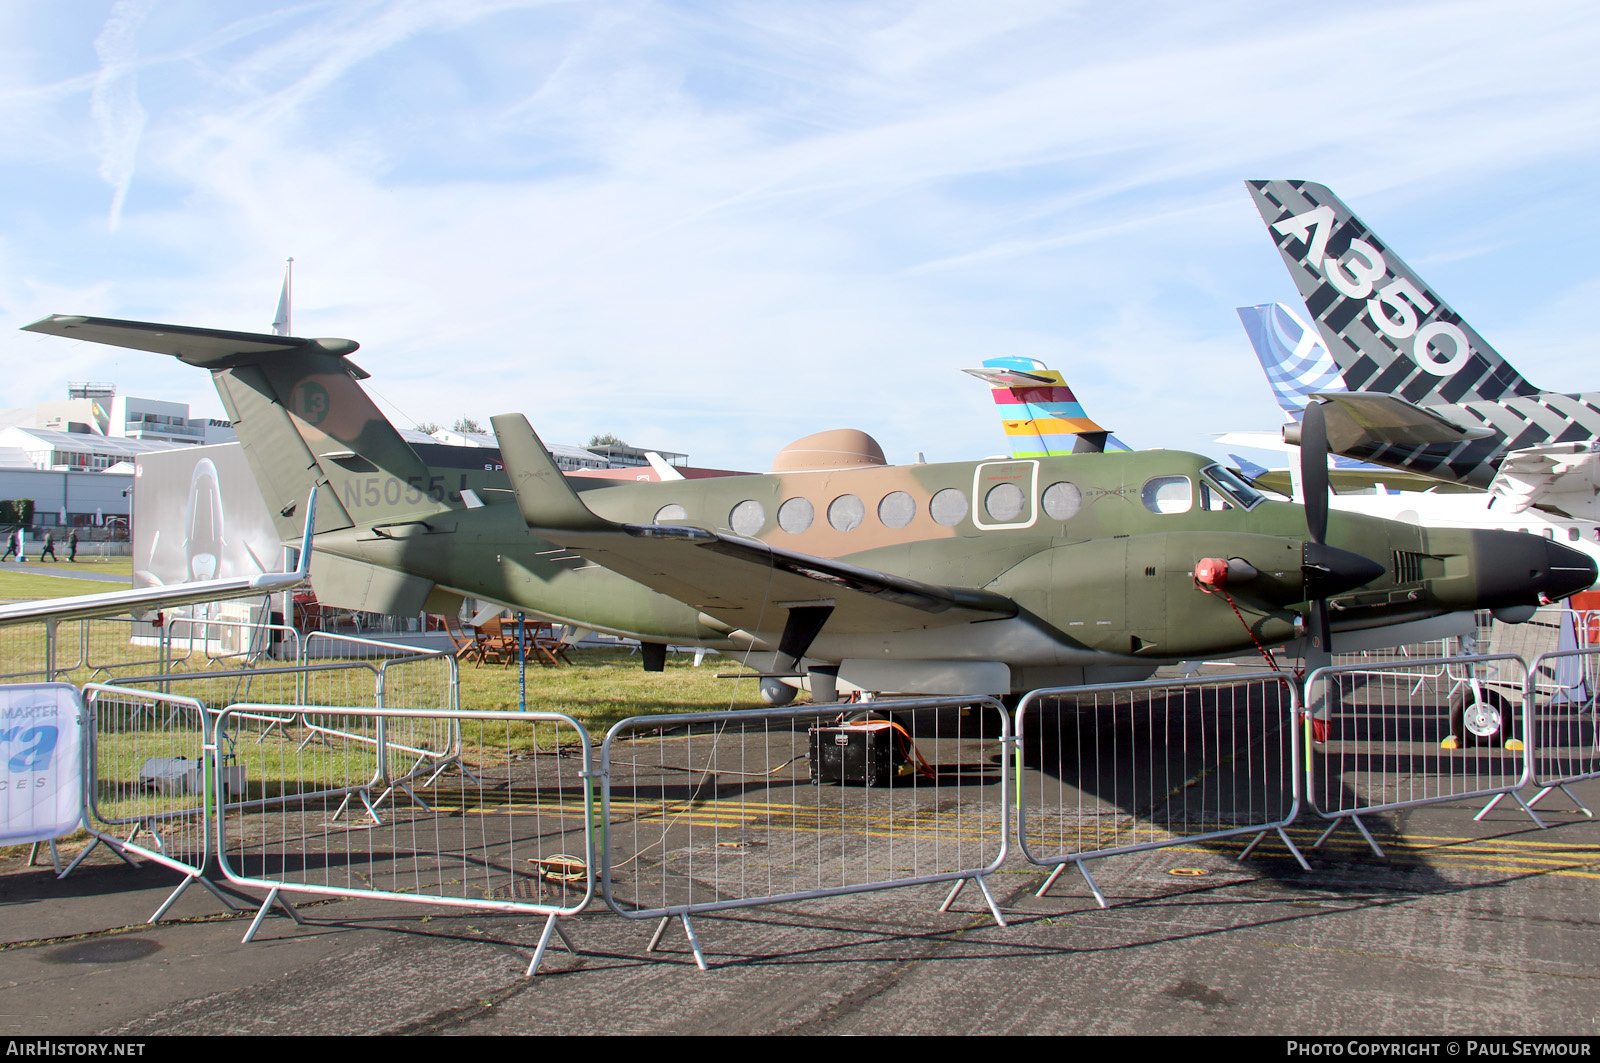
3;776;1597;1038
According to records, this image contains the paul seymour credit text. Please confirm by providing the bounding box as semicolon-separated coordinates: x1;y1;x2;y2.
1287;1044;1592;1057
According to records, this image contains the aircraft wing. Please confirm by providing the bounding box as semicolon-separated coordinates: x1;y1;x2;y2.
491;414;1017;636
0;571;307;628
0;488;318;628
1488;444;1600;516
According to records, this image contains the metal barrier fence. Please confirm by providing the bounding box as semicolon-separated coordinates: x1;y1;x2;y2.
83;616;198;678
15;625;1600;976
1487;608;1590;706
211;703;594;975
303;630;431;661
374;653;465;805
1519;646;1600;817
1015;671;1306;906
297;635;463;800
110;660;383;723
599;696;1010;970
1303;653;1535;853
163;615;302;669
0;621;56;683
66;683;242;922
103;636;461;811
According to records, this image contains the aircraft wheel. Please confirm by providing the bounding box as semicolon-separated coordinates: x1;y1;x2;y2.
1448;687;1515;747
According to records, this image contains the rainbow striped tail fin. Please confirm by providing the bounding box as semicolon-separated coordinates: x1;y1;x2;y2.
962;356;1129;458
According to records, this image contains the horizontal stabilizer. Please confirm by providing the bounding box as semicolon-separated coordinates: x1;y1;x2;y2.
1286;393;1494;453
23;314;361;371
1489;444;1600;516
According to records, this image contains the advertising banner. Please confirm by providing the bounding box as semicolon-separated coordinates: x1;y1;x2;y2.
1;683;84;844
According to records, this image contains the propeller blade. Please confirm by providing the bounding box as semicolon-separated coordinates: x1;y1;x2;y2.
1309;598;1332;656
1301;400;1329;545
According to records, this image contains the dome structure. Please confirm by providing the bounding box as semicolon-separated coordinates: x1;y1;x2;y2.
770;429;887;473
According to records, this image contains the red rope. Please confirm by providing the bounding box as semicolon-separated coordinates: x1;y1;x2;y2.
1195;578;1297;675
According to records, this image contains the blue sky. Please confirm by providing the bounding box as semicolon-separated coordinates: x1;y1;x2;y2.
3;0;1598;470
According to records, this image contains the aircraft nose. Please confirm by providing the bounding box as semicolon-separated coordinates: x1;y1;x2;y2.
1539;537;1599;601
1469;530;1597;607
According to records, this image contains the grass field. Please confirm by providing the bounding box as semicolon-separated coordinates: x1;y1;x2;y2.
0;558;132;600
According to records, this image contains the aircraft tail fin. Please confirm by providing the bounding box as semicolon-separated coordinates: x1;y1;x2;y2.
1246;180;1540;406
22;315;446;541
1236;302;1346;420
490;413;612;532
961;356;1130;457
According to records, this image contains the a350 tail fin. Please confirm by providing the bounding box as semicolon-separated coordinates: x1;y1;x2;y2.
1246;180;1539;405
21;315;446;541
960;356;1129;456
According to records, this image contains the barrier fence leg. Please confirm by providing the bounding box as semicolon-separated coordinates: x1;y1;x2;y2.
1035;858;1107;909
242;886;306;944
939;875;1007;928
646;913;708;971
149;868;241;924
329;789;383;826
1238;827;1312;871
647;915;671;953
26;841;63;875
59;832;142;879
1315;814;1385;858
679;913;707;972
1524;784;1593;817
525;913;580;977
1473;790;1546;829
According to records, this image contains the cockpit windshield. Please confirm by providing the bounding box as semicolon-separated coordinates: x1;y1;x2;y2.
1202;464;1266;511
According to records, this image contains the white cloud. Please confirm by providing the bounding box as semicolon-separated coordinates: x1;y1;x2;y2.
3;0;1599;469
90;0;157;230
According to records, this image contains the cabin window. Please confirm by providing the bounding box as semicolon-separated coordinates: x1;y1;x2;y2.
929;488;968;527
828;494;865;532
777;497;814;534
654;504;688;524
1569;528;1581;542
878;491;916;529
1041;482;1082;522
729;500;765;537
1141;476;1192;515
985;482;1025;522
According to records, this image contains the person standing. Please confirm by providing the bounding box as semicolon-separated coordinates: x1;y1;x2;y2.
68;529;78;563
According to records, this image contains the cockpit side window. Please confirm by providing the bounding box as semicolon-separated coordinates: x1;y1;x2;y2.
1198;481;1233;512
1201;464;1265;510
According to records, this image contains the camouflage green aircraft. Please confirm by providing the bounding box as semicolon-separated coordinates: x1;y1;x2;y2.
22;314;1596;703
